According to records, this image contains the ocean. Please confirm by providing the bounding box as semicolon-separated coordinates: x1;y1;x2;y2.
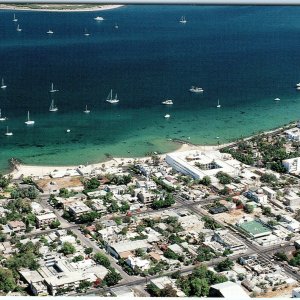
0;5;300;172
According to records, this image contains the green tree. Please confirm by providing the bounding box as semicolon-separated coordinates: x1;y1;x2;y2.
94;252;111;268
244;204;254;214
0;174;12;189
84;247;93;255
190;278;210;297
84;177;100;191
215;258;234;272
201;176;211;186
50;219;61;229
103;269;122;286
60;242;76;255
0;268;17;293
72;255;84;262
216;172;232;184
79;211;99;224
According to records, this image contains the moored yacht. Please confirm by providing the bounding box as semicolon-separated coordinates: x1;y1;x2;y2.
274;97;280;101
5;126;13;136
94;16;104;21
49;83;59;93
84;28;90;36
162;99;173;105
164;114;171;118
49;99;58;112
16;24;22;32
0;109;7;121
189;86;204;93
13;14;18;22
84;105;90;113
47;29;54;34
180;16;187;24
106;89;119;103
115;23;119;29
1;78;7;89
25;111;35;125
217;99;221;108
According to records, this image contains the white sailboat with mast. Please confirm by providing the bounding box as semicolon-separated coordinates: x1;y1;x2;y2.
49;99;58;112
0;109;7;121
16;24;22;32
5;126;13;136
180;16;187;24
84;105;90;113
84;28;90;36
106;89;119;103
13;14;18;22
49;83;59;93
217;99;221;108
1;78;7;89
25;111;35;125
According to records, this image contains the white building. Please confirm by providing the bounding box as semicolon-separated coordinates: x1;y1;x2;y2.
261;186;276;201
210;281;250;298
282;157;300;174
166;150;240;182
285;128;300;142
292;287;300;298
36;212;58;228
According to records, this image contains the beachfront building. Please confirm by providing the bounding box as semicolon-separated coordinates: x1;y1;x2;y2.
282;157;300;174
285;127;300;142
165;150;240;182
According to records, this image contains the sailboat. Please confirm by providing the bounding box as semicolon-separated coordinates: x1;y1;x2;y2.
94;16;104;21
16;24;22;32
13;14;18;22
164;114;171;119
5;126;13;136
25;111;35;125
49;99;58;112
84;28;90;36
47;29;54;34
84;105;90;113
49;83;59;93
106;89;119;103
1;78;7;89
115;23;119;29
274;97;280;101
179;16;187;24
0;109;7;121
217;99;221;108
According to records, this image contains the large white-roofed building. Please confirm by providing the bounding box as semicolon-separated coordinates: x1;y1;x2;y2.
209;281;250;298
165;150;240;182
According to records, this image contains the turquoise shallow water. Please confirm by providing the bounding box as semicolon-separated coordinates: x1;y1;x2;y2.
1;5;300;171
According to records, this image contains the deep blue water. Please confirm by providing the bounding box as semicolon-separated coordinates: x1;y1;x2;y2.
1;5;300;171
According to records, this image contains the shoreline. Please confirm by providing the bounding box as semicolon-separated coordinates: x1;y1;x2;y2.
8;120;297;180
0;4;124;12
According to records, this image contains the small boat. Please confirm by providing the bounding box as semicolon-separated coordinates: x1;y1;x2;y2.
296;83;300;87
189;86;204;93
94;16;104;21
115;23;119;29
180;16;187;24
217;99;221;108
297;87;300;90
274;97;280;101
13;14;18;22
84;105;90;113
164;114;171;118
1;78;7;89
0;109;7;121
49;99;58;112
106;89;119;104
66;129;71;133
5;126;13;136
47;29;54;34
84;28;90;36
162;99;173;105
49;83;59;93
16;24;22;32
25;111;35;125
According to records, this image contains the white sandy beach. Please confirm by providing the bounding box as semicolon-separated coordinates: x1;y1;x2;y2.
9;142;224;179
0;4;124;12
